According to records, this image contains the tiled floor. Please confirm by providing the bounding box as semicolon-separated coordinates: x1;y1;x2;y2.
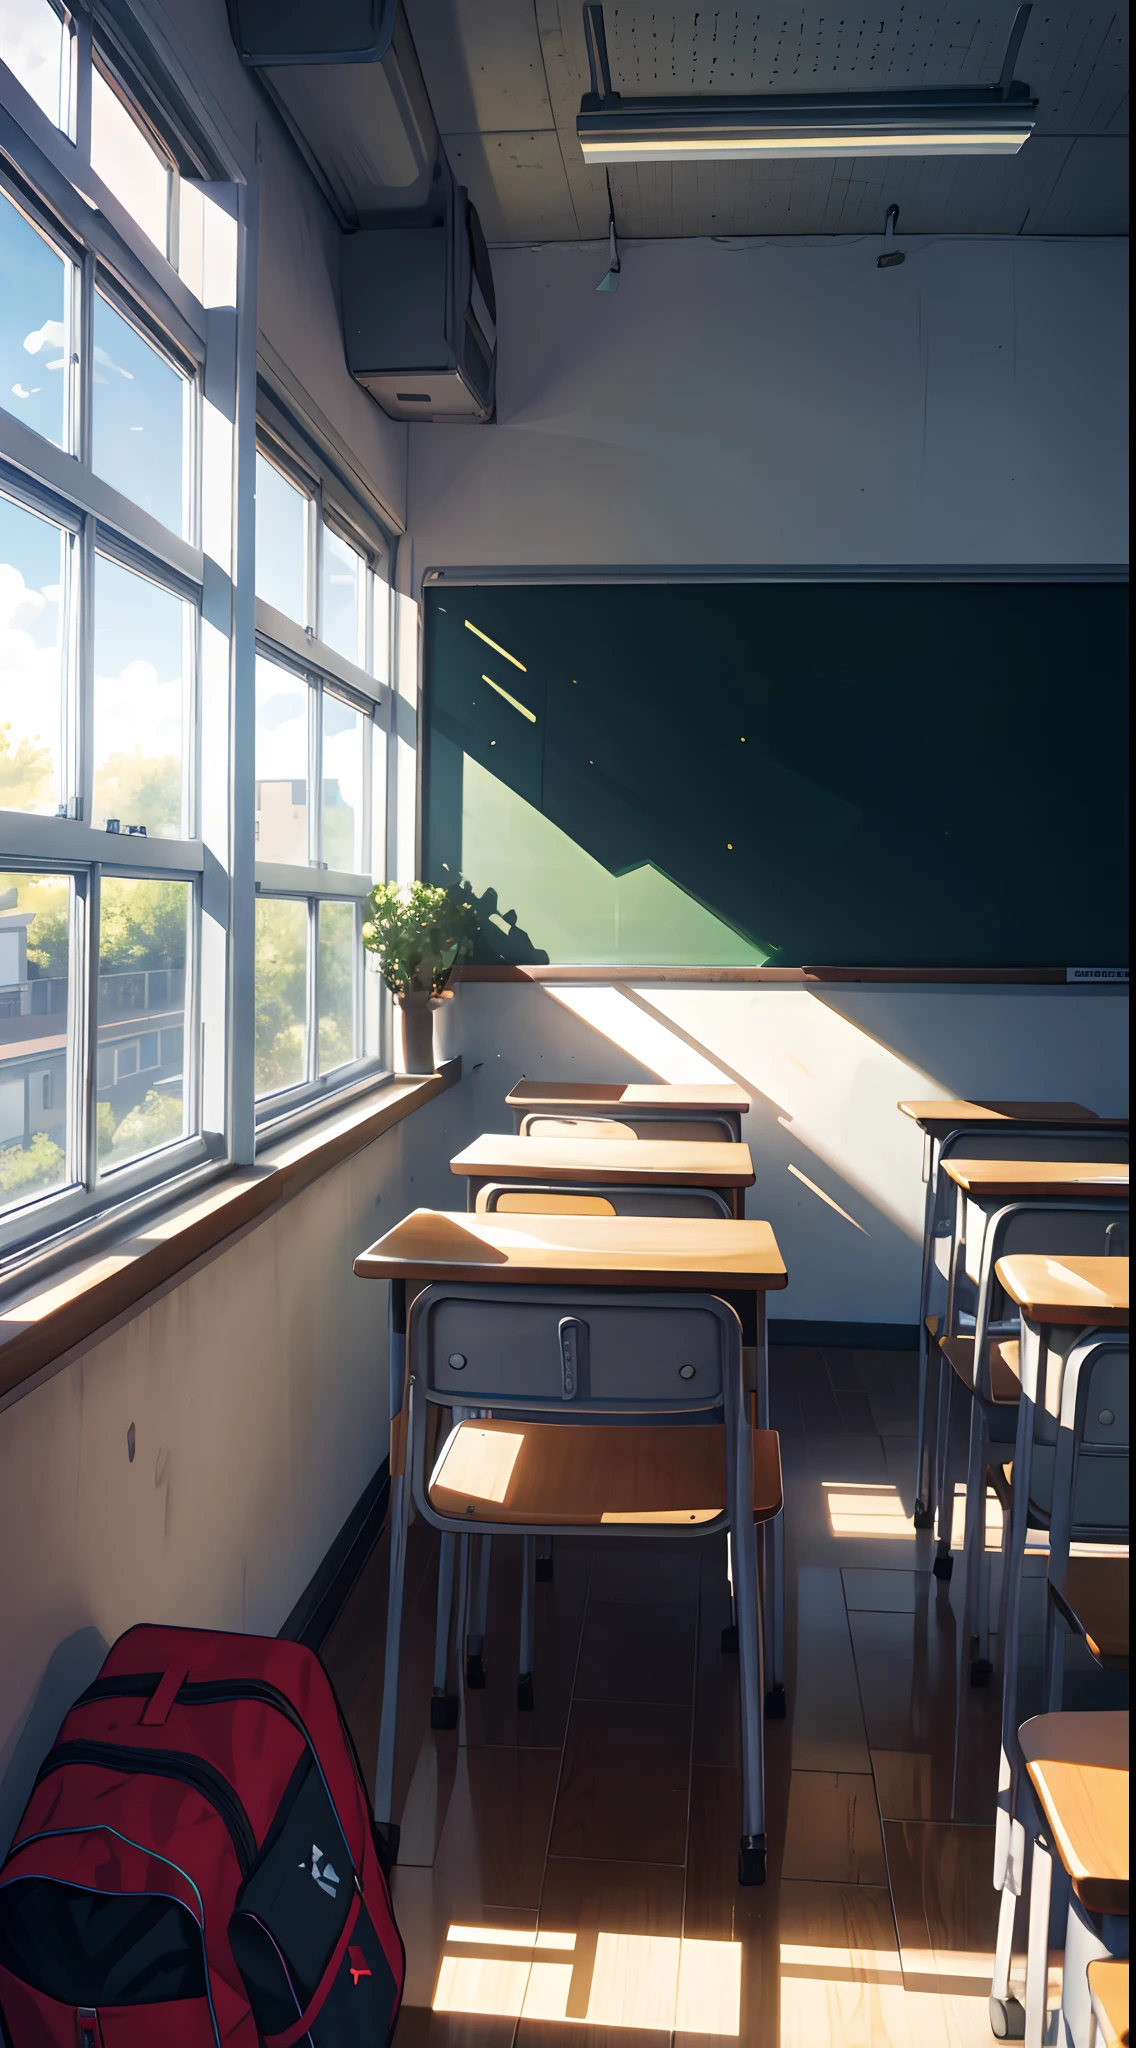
322;1345;1120;2046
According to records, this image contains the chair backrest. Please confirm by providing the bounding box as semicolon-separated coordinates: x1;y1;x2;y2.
970;1201;1131;1387
408;1283;738;1415
931;1125;1129;1267
521;1112;736;1143
1048;1334;1130;1559
475;1182;732;1220
481;1189;617;1216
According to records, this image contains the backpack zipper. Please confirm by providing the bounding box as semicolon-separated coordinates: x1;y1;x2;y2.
34;1741;256;1877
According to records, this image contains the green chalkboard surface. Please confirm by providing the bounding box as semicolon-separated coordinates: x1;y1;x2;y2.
422;581;1129;969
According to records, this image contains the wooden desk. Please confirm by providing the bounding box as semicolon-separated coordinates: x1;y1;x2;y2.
899;1099;1106;1136
356;1209;786;1292
1087;1958;1129;2048
943;1160;1129;1199
995;1255;1130;1330
1020;1711;1129;1916
508;1080;750;1142
450;1133;755;1220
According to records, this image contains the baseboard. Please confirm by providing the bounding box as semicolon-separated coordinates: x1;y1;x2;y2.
279;1460;390;1651
770;1319;920;1350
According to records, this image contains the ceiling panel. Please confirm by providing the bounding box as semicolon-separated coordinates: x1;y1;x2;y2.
404;0;1128;240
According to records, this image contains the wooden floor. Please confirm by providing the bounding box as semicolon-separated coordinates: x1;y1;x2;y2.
322;1345;1124;2046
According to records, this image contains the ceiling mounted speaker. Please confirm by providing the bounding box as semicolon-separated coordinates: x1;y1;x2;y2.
228;0;398;66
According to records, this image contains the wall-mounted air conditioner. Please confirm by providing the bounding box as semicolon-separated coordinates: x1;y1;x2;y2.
341;177;497;423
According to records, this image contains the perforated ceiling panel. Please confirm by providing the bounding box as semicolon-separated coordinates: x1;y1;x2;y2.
404;0;1127;240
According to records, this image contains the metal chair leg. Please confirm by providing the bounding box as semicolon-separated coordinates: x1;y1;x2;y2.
933;1359;955;1577
728;1354;766;1885
517;1534;536;1711
1024;1834;1053;2048
373;1467;411;1849
914;1162;939;1526
989;1878;1026;2039
466;1534;492;1688
430;1534;459;1729
751;1317;785;1717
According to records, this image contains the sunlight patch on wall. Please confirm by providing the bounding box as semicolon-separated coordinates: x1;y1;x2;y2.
545;984;728;1085
459;755;766;966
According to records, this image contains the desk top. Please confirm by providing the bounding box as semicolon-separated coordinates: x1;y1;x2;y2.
994;1255;1129;1328
898;1099;1106;1133
451;1132;755;1189
507;1080;751;1113
354;1210;787;1290
942;1159;1129;1198
1021;1712;1129;1900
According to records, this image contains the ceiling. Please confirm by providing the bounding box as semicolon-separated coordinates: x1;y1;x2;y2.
401;0;1129;240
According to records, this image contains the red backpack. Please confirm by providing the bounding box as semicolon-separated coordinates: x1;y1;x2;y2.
0;1624;405;2046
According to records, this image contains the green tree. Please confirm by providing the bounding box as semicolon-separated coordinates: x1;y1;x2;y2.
255;898;307;1094
0;1133;65;1201
98;877;188;973
107;1089;183;1163
0;721;53;812
93;749;180;837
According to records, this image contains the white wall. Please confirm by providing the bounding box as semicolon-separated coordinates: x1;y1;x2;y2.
0;1086;467;1853
408;235;1128;570
445;976;1129;1326
139;0;408;528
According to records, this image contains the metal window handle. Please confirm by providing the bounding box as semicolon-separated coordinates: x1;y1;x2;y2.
557;1316;587;1401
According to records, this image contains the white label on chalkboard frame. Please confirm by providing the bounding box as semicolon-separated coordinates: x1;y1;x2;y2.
1066;968;1129;982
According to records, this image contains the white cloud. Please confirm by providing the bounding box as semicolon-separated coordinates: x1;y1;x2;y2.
93;345;134;382
23;319;65;357
94;657;182;761
10;383;38;400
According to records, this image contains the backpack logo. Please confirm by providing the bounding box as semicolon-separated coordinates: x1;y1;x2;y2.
348;1944;372;1987
298;1842;341;1898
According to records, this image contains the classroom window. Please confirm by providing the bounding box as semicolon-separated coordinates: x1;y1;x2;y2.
0;0;72;132
91;291;193;536
96;876;189;1170
0;868;70;1216
90;59;172;258
0;488;69;816
0;180;74;451
93;554;191;838
255;451;308;624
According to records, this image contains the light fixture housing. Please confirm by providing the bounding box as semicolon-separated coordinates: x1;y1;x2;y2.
577;4;1037;164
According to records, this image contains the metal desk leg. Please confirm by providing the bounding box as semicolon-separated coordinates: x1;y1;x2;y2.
518;1536;537;1712
430;1536;459;1729
374;1280;410;1865
729;1342;766;1885
753;1300;785;1718
913;1138;939;1528
467;1535;492;1688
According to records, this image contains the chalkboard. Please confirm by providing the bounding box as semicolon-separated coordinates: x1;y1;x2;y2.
422;581;1129;969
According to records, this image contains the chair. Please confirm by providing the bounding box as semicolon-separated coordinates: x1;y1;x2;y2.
999;1712;1129;2048
914;1127;1129;1530
1087;1958;1128;2047
1049;1558;1130;1689
519;1112;739;1142
931;1201;1128;1677
474;1180;733;1219
375;1281;783;1886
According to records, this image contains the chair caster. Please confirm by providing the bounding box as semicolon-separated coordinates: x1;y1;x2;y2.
517;1673;535;1712
764;1684;787;1721
466;1653;487;1689
969;1658;993;1688
720;1623;739;1653
430;1692;459;1730
988;1993;1025;2039
535;1554;554;1583
738;1834;766;1886
932;1553;954;1581
913;1501;935;1530
373;1821;400;1876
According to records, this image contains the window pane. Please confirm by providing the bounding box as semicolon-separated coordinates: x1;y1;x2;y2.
255;655;309;863
0;0;70;127
94;556;187;838
371;712;387;877
91;66;170;257
371;570;390;684
92;292;189;536
255;454;307;624
317;899;355;1075
97;877;188;1168
320;526;365;666
0;182;70;449
0;492;66;815
0;868;70;1214
255;896;307;1096
321;693;364;871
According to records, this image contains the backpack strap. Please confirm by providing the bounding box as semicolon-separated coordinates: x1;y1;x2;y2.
263;1890;362;2048
141;1662;190;1726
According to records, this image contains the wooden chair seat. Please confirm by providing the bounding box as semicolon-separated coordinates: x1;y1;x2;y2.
1020;1711;1129;1916
1049;1558;1130;1670
429;1418;783;1529
1087;1958;1129;2047
939;1331;1022;1403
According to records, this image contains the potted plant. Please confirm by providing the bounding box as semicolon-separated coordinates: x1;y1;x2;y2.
362;881;478;1073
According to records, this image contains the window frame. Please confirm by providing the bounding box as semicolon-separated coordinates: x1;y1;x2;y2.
0;12;248;1269
252;420;395;1136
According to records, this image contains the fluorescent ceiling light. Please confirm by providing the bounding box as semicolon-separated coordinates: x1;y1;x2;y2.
578;3;1037;163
